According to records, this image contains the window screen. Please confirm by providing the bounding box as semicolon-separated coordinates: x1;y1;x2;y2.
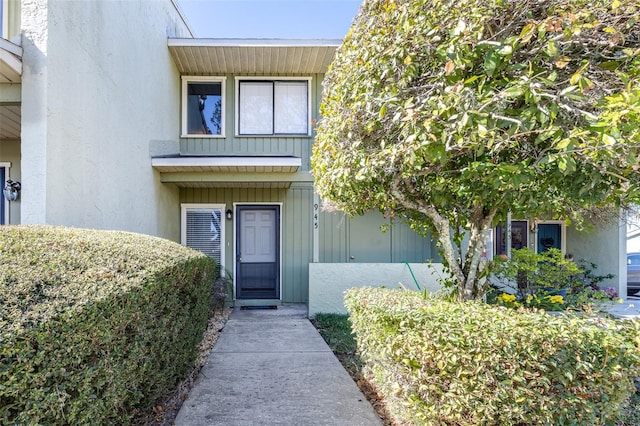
274;81;308;134
238;80;308;135
239;81;273;134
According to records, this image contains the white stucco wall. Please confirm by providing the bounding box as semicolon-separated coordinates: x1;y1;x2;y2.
20;0;190;240
308;262;446;317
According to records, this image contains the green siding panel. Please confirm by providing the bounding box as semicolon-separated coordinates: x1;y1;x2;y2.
319;210;437;263
319;209;348;262
180;185;313;303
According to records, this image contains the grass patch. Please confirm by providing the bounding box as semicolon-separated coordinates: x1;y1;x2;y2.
313;313;362;375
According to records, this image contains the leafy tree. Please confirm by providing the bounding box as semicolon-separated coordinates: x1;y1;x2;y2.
312;0;640;300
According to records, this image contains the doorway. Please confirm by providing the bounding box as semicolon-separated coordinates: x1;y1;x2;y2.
236;205;280;299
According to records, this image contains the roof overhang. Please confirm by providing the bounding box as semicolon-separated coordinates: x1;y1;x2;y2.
0;39;22;140
0;38;22;83
168;38;340;74
152;156;311;188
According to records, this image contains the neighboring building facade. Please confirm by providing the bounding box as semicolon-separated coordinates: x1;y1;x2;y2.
0;0;628;312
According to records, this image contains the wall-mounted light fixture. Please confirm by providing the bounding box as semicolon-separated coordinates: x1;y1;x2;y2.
226;209;233;220
3;179;21;202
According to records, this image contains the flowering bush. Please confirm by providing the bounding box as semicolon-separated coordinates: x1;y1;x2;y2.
495;291;565;311
491;248;579;298
489;248;620;312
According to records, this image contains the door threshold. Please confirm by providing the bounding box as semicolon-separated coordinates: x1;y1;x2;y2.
235;299;282;307
240;305;278;310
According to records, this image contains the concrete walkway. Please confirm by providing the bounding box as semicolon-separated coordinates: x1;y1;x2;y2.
608;298;640;319
174;305;382;426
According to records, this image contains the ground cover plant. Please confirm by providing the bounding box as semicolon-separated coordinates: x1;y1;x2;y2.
0;226;217;425
344;287;640;425
313;313;391;424
312;0;640;301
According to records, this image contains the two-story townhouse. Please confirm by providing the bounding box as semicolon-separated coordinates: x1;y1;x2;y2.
155;38;440;306
0;0;628;314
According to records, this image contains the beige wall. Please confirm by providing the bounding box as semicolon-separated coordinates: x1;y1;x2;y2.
20;0;191;240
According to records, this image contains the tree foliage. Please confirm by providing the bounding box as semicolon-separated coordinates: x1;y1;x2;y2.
312;0;640;300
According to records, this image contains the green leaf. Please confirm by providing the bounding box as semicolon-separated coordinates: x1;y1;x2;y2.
484;51;499;76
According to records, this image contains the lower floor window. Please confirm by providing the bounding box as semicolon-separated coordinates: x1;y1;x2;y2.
181;204;225;267
494;220;564;256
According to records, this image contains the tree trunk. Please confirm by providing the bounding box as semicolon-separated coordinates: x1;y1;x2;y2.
390;177;496;301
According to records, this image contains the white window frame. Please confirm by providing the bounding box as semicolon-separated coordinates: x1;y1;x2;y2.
235;76;312;137
0;162;10;225
534;220;566;254
181;76;226;138
0;0;6;39
181;203;226;273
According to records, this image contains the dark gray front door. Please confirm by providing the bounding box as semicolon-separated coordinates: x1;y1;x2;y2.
236;206;280;299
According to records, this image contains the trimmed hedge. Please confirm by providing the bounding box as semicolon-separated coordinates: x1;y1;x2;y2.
345;287;640;425
0;226;217;425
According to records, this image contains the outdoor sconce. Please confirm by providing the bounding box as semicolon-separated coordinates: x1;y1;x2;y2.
226;209;233;220
3;179;21;202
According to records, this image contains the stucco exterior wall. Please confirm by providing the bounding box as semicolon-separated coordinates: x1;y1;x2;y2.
567;219;626;296
20;0;190;240
308;262;446;317
0;139;20;223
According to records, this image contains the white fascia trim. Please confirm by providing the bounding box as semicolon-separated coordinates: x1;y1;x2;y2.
152;156;302;169
0;37;22;57
168;38;341;48
181;76;226;138
0;46;21;76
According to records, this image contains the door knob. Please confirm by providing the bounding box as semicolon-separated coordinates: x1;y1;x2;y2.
350;255;355;260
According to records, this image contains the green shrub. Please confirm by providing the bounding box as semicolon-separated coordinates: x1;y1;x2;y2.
489;249;620;312
345;287;640;425
0;225;217;425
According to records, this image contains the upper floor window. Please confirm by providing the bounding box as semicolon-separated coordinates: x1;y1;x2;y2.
181;76;226;137
237;78;310;136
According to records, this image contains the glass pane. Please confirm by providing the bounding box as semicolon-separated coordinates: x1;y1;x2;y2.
239;82;273;134
274;81;308;134
186;209;223;264
537;224;561;253
186;82;223;135
495;221;528;255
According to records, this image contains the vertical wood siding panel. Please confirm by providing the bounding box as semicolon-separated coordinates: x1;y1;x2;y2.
319;209;348;262
282;186;312;303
